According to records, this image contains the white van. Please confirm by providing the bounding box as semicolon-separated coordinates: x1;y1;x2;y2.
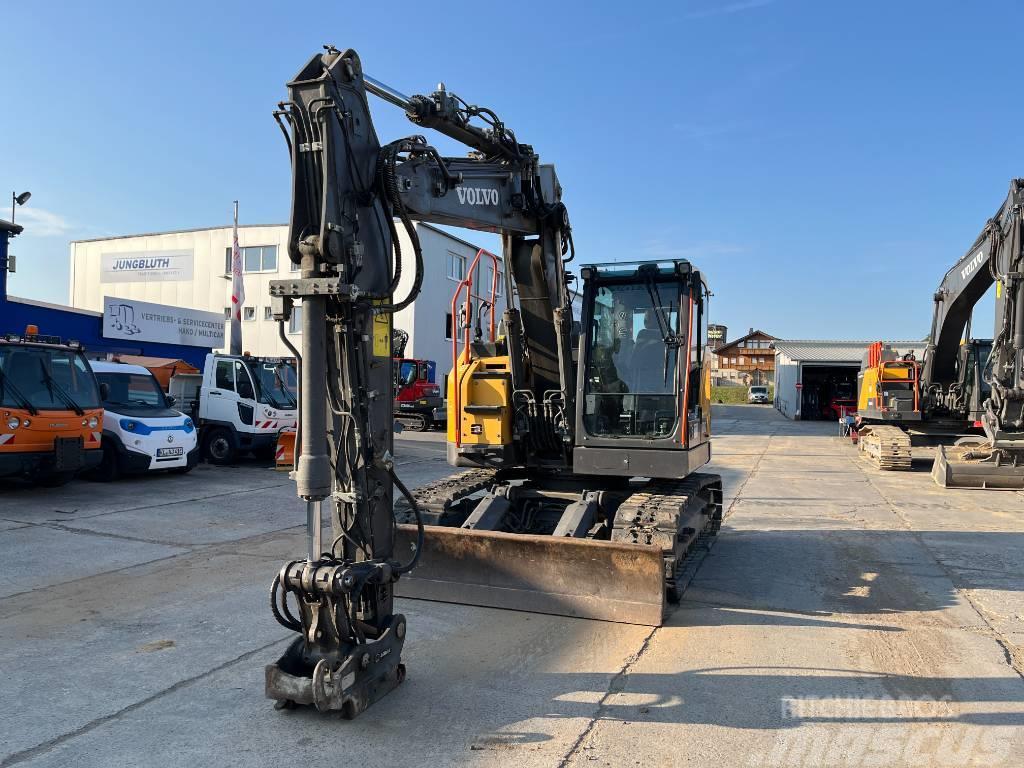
89;361;200;479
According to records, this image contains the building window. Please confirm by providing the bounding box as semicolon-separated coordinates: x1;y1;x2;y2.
223;307;231;319
243;306;256;321
444;312;454;340
290;259;300;272
225;245;278;273
263;306;273;321
289;304;303;334
739;356;746;365
486;264;504;297
447;251;465;282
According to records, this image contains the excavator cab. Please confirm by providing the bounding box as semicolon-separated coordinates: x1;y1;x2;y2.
573;261;711;477
397;259;719;626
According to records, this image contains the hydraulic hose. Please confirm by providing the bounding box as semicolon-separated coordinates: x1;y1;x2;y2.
389;466;424;575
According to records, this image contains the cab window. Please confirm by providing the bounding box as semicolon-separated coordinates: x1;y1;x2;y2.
215;360;235;390
233;360;255;399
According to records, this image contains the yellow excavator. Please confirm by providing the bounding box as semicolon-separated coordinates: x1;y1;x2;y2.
263;47;722;716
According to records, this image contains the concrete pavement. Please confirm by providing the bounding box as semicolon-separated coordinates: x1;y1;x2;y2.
0;408;1021;767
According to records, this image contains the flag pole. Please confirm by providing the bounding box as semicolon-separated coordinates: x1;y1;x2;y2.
230;200;244;355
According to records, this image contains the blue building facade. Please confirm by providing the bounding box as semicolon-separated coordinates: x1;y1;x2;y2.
1;220;209;367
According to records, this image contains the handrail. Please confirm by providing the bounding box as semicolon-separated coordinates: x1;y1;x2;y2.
450;248;500;448
680;287;694;447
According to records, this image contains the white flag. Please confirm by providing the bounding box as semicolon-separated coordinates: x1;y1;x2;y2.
230;201;244;354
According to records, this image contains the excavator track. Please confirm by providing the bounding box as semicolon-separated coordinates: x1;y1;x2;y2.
611;472;723;603
402;468;498;524
857;424;912;471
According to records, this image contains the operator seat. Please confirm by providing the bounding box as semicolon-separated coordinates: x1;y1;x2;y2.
630;311;670;393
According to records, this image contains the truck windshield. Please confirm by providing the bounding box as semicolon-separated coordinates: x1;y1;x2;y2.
96;371;167;409
0;346;101;411
751;387;767;395
583;280;682;438
247;360;297;409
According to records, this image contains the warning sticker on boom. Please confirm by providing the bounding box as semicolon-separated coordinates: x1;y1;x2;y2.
372;303;390;358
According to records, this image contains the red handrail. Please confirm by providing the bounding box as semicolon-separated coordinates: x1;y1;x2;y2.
450;248;500;448
680;288;694;447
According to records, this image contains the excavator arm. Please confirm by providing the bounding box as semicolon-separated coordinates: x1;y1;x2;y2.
264;46;577;715
923;179;1024;486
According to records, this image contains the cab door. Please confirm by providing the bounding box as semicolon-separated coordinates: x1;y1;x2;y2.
207;357;240;426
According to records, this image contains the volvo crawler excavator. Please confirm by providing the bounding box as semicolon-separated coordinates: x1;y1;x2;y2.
857;179;1024;489
263;47;722;716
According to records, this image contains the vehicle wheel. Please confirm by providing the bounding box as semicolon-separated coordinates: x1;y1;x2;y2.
88;444;121;482
38;471;76;487
204;428;237;465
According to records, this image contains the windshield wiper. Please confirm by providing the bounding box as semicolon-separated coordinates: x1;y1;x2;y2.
37;360;84;416
0;368;38;415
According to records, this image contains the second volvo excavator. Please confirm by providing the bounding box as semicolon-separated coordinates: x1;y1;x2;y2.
856;179;1024;489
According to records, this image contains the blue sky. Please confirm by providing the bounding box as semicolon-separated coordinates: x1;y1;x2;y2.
2;0;1020;340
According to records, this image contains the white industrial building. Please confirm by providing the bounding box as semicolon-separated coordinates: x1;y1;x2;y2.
774;340;926;420
69;222;501;368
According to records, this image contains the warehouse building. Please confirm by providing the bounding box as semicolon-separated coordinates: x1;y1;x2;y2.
774;340;926;420
2;219;215;366
69;222;498;368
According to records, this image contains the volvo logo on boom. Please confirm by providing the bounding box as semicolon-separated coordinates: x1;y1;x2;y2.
455;186;499;206
960;249;985;281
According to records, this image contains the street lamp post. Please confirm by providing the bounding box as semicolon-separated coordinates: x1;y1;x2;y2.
10;191;31;224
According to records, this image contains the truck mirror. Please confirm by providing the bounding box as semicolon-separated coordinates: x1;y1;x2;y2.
165;394;177;408
99;382;110;400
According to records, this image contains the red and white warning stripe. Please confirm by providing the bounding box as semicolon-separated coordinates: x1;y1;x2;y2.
0;433;13;446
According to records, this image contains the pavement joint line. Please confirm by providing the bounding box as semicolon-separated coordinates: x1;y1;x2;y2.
0;480;293;524
722;430;776;522
0;635;292;768
852;455;1024;682
555;625;659;768
31;521;202;549
557;427;779;766
0;524;307;605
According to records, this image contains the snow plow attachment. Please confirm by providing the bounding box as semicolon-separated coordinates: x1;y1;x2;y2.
394;524;667;626
932;443;1024;489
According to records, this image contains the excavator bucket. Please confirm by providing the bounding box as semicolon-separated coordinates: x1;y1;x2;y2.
394;524;667;626
932;444;1024;489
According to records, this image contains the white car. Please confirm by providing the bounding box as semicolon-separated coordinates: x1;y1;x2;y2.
747;385;769;404
89;361;200;480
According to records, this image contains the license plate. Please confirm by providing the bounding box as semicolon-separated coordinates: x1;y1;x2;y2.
157;447;184;457
55;436;84;471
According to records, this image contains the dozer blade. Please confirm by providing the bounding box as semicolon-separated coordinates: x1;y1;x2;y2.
394;524;666;626
932;444;1024;489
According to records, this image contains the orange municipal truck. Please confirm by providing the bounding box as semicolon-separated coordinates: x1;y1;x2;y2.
0;326;104;485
